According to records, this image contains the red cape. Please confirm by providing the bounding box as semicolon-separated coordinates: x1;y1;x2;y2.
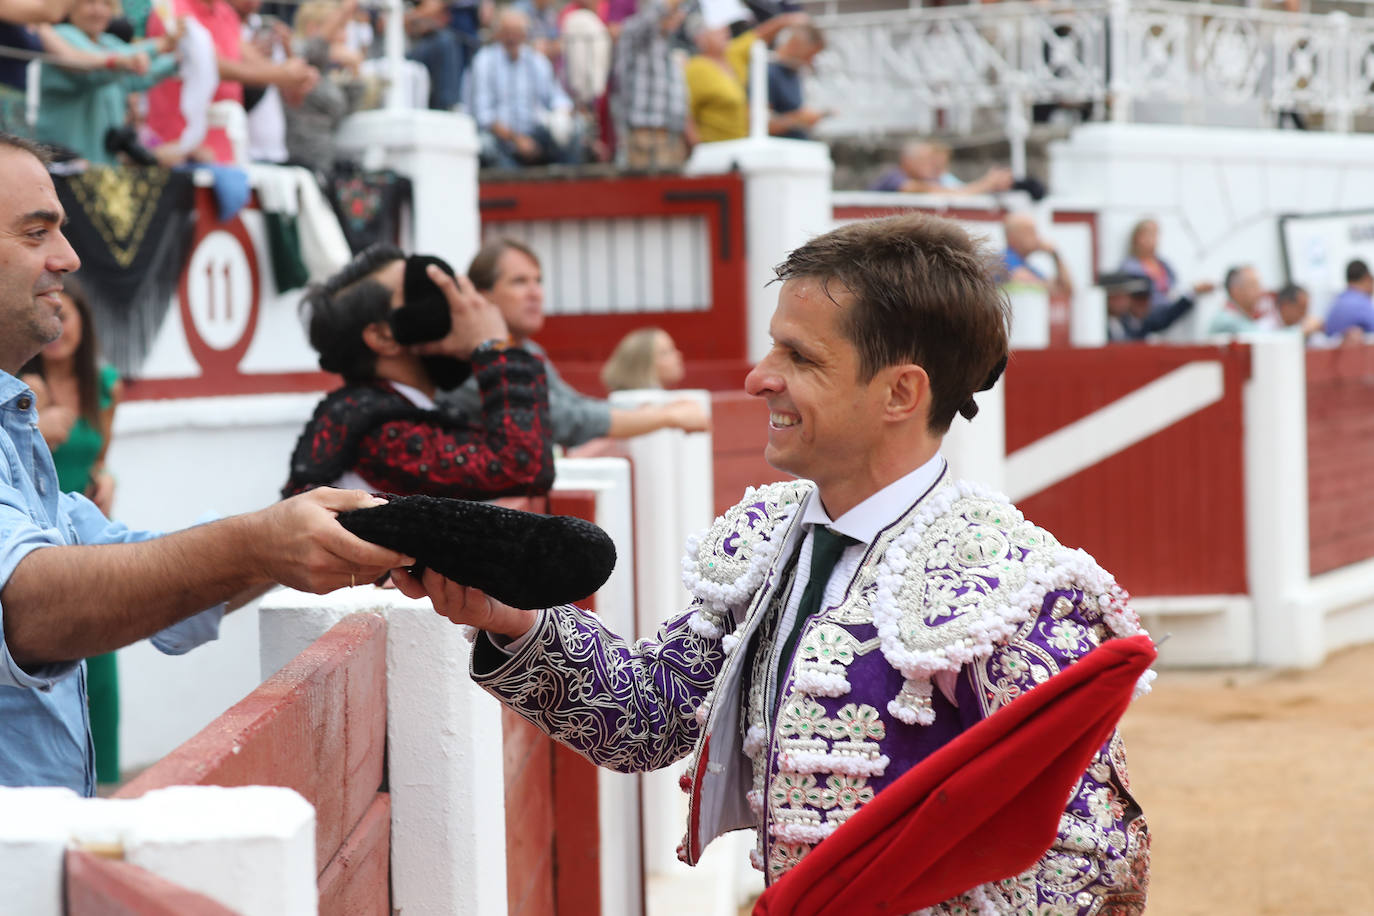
754;634;1156;916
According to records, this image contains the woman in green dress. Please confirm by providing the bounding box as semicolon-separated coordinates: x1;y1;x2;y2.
21;276;123;785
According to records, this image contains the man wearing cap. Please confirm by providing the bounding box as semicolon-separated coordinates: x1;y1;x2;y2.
399;214;1152;913
0;132;411;795
1102;270;1207;342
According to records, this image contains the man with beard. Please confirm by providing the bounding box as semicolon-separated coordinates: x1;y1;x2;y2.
0;132;410;795
282;244;556;499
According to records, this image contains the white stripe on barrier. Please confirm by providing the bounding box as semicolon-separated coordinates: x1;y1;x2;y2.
1004;361;1225;503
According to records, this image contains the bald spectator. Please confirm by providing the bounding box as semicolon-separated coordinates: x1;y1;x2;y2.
1323;259;1374;339
1002;212;1072;300
1208;265;1269;336
870;140;1014;195
466;7;580;167
767;22;826;140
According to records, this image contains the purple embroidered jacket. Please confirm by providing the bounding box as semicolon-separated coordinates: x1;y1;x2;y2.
473;475;1151;915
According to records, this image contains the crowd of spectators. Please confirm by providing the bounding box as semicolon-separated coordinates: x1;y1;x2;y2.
1;0;836;174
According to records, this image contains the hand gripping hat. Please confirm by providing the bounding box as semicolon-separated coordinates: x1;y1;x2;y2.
337;494;617;609
753;634;1157;916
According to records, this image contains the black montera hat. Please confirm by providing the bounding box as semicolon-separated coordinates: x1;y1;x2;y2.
337;495;617;609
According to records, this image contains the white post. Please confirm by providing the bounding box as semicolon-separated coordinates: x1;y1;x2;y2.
550;457;643;916
386;0;407;111
941;380;1006;493
1107;0;1132;123
749;39;769;139
1244;335;1317;667
685;139;834;363
1327;11;1353;133
0;785;316;916
334;110;482;270
260;589;510;916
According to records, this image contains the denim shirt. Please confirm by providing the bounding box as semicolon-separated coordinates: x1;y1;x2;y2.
0;370;224;795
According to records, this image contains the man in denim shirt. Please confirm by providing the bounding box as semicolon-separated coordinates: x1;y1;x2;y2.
0;132;413;795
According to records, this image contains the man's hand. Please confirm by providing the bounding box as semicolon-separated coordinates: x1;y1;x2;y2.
253;488;414;594
119;51;151;76
512;133;540;161
1193;280;1217;296
391;567;537;639
409;267;509;359
274;57;319;95
665;398;710;433
87;469;116;516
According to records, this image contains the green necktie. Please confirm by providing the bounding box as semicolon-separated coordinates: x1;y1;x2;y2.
775;525;856;692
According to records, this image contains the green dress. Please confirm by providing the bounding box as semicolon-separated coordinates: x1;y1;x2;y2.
53;364;121;784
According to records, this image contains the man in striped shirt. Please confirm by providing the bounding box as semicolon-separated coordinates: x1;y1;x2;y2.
613;0;690;170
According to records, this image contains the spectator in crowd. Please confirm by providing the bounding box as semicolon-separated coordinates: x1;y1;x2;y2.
283;243;556;498
145;0;318;164
600;326;684;392
560;0;611;109
1208;264;1270;335
1118;218;1187;310
34;0;179;164
0;131;410;796
1322;259;1374;339
19;276;122;786
766;21;825;140
511;0;558;57
1;0;145;135
685;10;803;144
1002;211;1072;300
285;0;364;177
231;0;294;163
441;238;708;448
443;0;489;98
684;22;747;143
1100;270;1199;342
405;0;464;109
1254;282;1326;341
870;140;1014;195
613;0;689;169
467;7;581;167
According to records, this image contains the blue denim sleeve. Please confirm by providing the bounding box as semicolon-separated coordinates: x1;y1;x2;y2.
0;484;80;688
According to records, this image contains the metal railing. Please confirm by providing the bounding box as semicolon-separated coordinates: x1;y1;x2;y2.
805;0;1374;144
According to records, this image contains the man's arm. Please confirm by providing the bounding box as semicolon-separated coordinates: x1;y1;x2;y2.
218;49;317;93
393;569;726;772
607;400;709;439
2;488;410;669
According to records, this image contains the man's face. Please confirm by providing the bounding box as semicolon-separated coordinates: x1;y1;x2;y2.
1230;267;1263;312
1279;291;1308;327
744;278;889;494
0;148;80;375
486;249;545;341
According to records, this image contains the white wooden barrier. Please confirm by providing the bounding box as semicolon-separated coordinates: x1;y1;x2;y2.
0;785;316;916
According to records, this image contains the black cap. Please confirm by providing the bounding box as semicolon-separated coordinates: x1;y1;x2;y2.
1097;271;1152;296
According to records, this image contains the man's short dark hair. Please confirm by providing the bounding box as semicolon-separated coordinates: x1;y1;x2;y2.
1347;259;1370;285
0;132;52;165
467;237;540;292
1276;283;1306;305
772;213;1010;434
302;244;404;382
1223;265;1248;297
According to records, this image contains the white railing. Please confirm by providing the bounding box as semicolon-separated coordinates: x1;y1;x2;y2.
806;0;1374;140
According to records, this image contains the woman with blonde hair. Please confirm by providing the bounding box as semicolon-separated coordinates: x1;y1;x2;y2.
600;327;684;392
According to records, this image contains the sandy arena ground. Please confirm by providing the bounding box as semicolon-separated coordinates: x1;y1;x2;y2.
1119;643;1374;914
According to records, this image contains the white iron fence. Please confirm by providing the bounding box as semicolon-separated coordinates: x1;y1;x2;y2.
807;0;1374;141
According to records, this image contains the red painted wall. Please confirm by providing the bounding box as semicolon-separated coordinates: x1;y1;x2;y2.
1005;345;1251;596
1307;346;1374;575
